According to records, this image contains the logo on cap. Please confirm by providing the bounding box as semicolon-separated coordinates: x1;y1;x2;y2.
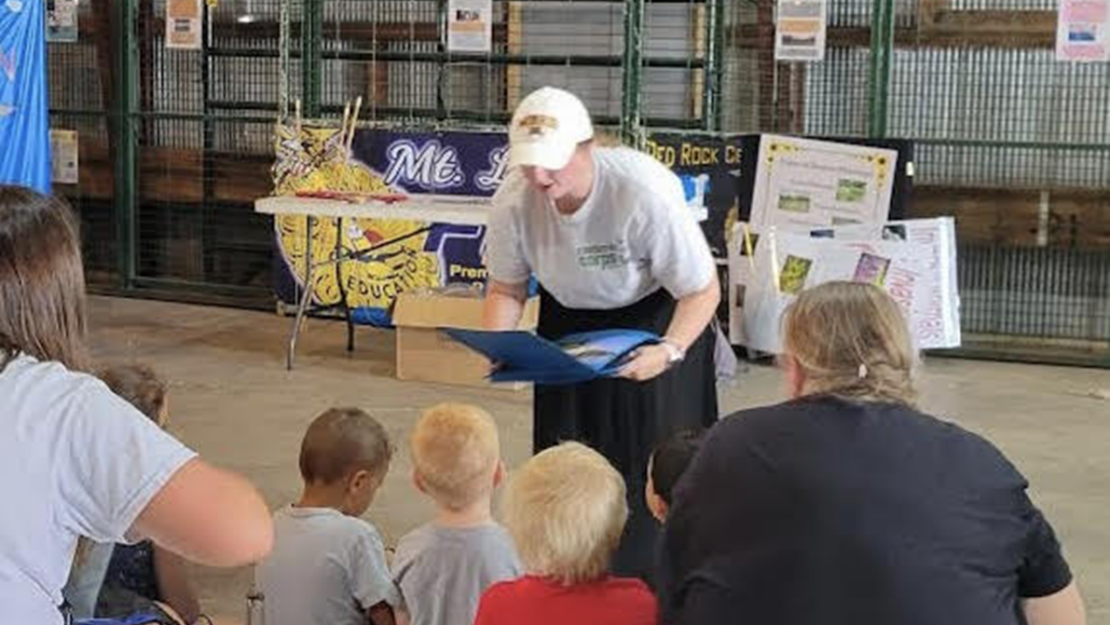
518;114;558;137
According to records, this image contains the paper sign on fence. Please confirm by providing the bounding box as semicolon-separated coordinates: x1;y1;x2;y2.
50;129;78;185
775;0;828;61
1056;0;1110;61
166;0;202;50
447;0;492;52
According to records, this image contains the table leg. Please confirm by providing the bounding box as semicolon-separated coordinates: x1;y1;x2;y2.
334;216;355;353
287;215;314;370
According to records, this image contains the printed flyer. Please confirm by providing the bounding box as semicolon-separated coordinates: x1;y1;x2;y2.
1056;0;1110;61
775;0;828;61
749;135;897;234
447;0;492;52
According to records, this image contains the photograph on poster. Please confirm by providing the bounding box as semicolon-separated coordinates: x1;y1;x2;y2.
853;253;891;286
779;255;813;294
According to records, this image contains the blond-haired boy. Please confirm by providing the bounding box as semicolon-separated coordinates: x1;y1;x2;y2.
392;403;521;625
474;442;657;625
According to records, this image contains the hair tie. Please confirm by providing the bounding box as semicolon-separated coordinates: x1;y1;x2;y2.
858;363;868;379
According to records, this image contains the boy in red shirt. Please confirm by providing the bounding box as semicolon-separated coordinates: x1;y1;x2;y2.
473;442;657;625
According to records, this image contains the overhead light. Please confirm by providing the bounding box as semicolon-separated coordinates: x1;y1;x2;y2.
237;0;257;24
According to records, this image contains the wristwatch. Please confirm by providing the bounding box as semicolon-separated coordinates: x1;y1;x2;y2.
659;338;686;367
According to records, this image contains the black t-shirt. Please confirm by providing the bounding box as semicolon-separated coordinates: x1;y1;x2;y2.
657;396;1072;625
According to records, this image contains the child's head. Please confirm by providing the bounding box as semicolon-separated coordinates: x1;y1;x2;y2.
503;442;627;585
410;403;503;512
646;429;704;522
99;363;170;428
300;407;394;517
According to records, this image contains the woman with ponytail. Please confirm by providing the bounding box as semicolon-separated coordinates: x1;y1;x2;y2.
657;281;1084;625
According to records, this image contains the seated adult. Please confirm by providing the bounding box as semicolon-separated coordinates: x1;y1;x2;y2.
657;281;1085;625
0;185;274;624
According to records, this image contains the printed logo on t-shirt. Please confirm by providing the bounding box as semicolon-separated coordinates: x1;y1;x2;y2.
576;241;629;270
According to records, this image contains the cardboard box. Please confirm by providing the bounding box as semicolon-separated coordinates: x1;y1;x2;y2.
393;289;540;389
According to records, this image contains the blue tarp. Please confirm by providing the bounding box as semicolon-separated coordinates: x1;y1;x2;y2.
0;0;50;192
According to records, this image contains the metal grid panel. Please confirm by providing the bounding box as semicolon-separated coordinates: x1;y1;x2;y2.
134;1;281;298
959;245;1110;341
309;0;715;129
639;0;704;127
720;0;876;135
313;0;632;125
46;2;115;285
133;2;279;290
890;48;1110;190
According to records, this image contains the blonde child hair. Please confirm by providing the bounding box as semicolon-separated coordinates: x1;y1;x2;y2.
782;281;918;406
410;403;501;510
502;442;627;585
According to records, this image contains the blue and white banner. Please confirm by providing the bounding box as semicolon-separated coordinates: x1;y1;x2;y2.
1;0;51;192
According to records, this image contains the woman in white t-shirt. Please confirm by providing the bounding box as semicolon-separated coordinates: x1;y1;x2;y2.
481;88;720;580
0;185;274;624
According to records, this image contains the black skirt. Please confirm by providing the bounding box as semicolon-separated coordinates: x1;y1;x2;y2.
534;286;719;581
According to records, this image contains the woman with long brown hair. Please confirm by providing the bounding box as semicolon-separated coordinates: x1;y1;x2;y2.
657;281;1084;625
0;185;274;624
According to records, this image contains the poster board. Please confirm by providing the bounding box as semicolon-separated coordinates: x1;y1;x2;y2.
749;134;898;234
810;217;961;349
644;133;743;257
728;219;961;352
270;127;505;327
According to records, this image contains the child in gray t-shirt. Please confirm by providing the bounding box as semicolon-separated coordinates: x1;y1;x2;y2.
392;403;522;625
256;408;399;625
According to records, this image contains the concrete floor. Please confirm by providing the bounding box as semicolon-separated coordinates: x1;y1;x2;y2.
86;295;1109;621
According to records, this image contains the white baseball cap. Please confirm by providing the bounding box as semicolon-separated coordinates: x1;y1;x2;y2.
508;87;594;171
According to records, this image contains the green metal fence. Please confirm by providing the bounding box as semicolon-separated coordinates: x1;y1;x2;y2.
47;0;1109;366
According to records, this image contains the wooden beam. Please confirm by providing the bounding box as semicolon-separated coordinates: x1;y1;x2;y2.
918;0;949;28
691;3;706;121
506;2;523;110
729;11;1057;50
91;1;114;119
920;10;1056;48
367;43;390;109
77;16;508;45
138;0;156;143
911;186;1110;249
76;143;273;205
756;0;775;131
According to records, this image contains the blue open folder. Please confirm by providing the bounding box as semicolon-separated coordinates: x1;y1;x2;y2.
444;328;661;385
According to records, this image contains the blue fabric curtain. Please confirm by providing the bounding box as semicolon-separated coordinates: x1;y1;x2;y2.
0;0;50;192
